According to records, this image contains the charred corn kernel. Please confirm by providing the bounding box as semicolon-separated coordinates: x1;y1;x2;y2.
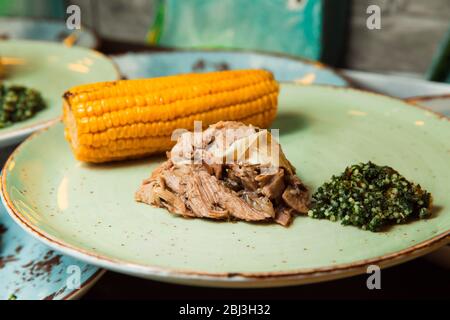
63;69;279;163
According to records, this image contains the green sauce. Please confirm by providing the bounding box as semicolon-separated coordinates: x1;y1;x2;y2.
0;84;46;128
308;162;432;232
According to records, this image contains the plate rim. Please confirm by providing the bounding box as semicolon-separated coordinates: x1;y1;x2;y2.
0;191;106;299
0;39;121;146
2;84;450;285
61;269;106;300
406;93;450;103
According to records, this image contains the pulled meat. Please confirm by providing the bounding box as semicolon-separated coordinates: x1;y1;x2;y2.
135;121;309;226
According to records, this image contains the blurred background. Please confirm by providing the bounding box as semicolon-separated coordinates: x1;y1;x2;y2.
0;0;449;82
0;0;449;301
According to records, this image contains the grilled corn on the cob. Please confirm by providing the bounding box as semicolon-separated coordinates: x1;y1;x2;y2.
63;69;279;163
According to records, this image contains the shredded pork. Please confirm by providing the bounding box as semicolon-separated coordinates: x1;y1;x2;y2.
135;121;309;226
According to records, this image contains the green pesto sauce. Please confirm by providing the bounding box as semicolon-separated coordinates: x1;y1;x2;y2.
0;84;46;128
308;162;432;232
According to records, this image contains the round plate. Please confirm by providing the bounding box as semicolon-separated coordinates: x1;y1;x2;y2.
0;204;104;300
0;40;119;147
112;50;349;85
0;17;98;48
2;84;450;288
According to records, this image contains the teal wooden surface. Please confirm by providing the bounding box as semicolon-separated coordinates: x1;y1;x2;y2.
427;25;450;83
149;0;324;60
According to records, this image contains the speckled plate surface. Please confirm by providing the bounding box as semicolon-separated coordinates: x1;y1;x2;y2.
112;50;349;85
2;84;450;288
0;40;119;147
0;200;103;300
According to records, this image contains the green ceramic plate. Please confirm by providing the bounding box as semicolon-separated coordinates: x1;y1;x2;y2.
0;40;119;147
2;84;450;287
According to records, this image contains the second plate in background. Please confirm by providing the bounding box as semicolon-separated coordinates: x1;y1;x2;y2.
112;50;350;85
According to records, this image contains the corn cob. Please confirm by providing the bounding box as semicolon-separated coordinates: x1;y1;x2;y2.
63;69;279;163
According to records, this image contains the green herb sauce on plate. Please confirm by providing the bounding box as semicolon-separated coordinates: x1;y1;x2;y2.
0;84;46;128
309;162;432;232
